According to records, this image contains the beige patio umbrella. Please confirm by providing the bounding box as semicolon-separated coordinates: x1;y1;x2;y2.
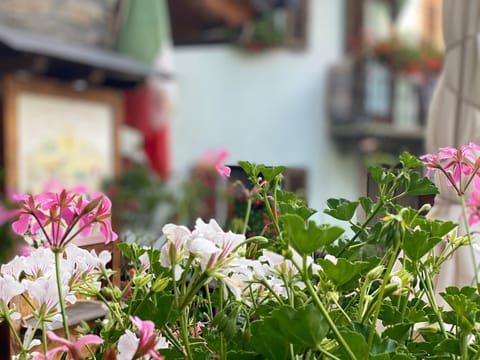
425;0;480;301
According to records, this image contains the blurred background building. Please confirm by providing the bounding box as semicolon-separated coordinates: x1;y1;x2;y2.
0;0;444;253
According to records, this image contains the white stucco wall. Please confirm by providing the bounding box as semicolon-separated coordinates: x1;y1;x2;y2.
170;0;362;222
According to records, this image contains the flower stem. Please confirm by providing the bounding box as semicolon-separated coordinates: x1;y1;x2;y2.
242;198;252;235
337;200;384;257
367;243;400;350
180;309;193;360
54;250;70;340
1;302;23;351
42;321;48;355
461;333;469;359
295;256;358;360
416;264;448;339
459;194;479;289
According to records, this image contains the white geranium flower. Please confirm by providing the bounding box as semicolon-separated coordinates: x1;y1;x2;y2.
188;237;219;270
0;255;25;279
117;329;139;360
138;252;150;273
0;275;25;305
22;276;75;315
22;247;56;279
192;218;224;243
160;224;191;268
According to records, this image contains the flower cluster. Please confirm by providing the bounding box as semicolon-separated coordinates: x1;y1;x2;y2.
12;189;118;251
6;148;480;359
421;143;480;224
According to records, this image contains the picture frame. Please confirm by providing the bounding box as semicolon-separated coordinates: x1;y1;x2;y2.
3;75;122;194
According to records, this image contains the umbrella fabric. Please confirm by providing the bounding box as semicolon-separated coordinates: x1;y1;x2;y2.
425;0;480;302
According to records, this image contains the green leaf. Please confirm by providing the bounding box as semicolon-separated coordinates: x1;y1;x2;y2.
382;323;412;343
391;354;416;360
440;286;480;332
250;318;290;360
336;330;369;360
369;166;395;185
401;230;442;261
433;339;460;356
277;191;316;220
324;198;359;221
359;196;374;215
238;161;260;178
429;220;457;238
133;294;177;328
260;165;287;182
318;258;367;290
250;305;329;357
226;351;259;360
271;305;329;348
404;172;439;196
281;214;344;255
399;152;423;169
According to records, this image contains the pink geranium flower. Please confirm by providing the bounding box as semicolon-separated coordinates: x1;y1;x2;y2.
36;331;103;360
467;177;480;226
214;150;231;178
117;316;166;360
199;149;231;178
11;189;117;250
420;143;480;195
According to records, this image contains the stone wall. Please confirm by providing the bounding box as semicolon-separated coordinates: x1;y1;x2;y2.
0;0;121;47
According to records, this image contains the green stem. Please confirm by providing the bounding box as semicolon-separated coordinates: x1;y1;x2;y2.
367;243;400;350
337;200;384;257
289;343;295;360
96;292;123;324
180;309;193;360
242;198;252;235
42;321;48;355
219;285;226;360
163;326;186;356
461;333;469;360
260;279;284;304
262;176;282;240
54;250;70;340
459;194;479;289
1;302;23;351
205;284;214;320
178;272;210;312
317;346;341;360
294;256;358;360
417;264;448;339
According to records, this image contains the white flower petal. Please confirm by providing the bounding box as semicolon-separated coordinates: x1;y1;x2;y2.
117;330;139;360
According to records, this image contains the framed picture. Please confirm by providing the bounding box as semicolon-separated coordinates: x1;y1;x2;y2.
3;75;122;194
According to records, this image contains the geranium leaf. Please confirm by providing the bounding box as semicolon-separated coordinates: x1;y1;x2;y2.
324;198;359;221
259;165;287;182
317;258;367;290
429;220;457;237
404;172;439;195
399;152;423;169
336;330;368;359
277;191;316;220
250;318;290;360
270;305;329;348
401;230;442;261
281;214;344;255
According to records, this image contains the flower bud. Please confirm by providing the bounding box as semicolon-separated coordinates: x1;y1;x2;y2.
366;265;384;281
152;277;170;293
133;274;153;288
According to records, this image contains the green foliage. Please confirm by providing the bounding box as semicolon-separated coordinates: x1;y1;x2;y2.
8;151;480;359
